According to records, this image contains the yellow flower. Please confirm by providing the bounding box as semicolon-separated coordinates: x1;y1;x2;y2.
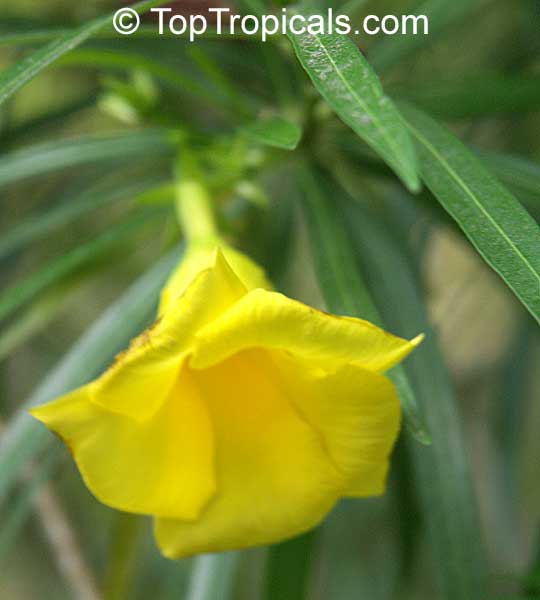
31;240;422;559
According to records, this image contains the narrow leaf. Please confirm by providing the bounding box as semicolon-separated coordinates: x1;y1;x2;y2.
0;177;163;260
242;117;302;150
60;49;210;101
391;73;540;119
263;532;316;600
480;151;540;208
0;131;173;189
0;209;163;323
0;0;172;107
400;103;540;324
298;166;430;444
288;13;420;192
342;197;490;599
186;554;240;600
0;291;69;362
0;451;61;562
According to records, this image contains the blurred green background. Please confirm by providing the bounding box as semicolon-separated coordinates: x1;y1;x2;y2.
1;0;540;598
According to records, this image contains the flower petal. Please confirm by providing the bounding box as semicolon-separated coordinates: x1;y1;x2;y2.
154;349;345;559
159;241;271;316
277;354;400;496
191;288;422;373
91;249;247;420
30;371;216;519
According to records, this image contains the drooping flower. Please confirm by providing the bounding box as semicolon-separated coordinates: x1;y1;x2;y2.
31;239;422;559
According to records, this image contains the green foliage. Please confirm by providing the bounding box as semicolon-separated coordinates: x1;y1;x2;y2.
342;198;489;599
401;103;540;325
0;0;173;107
242;116;302;150
1;0;539;598
0;131;174;188
288;9;420;191
299;166;430;444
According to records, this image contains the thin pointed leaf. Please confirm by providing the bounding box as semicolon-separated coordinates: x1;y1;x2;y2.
263;532;316;600
0;177;164;260
480;151;540;208
288;12;420;192
0;0;172;107
0;131;173;189
0;209;164;323
60;49;209;101
0;291;68;362
391;74;540;119
0;451;61;562
341;197;490;599
400;103;540;325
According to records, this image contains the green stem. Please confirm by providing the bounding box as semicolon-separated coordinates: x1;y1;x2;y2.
174;152;219;242
175;181;219;242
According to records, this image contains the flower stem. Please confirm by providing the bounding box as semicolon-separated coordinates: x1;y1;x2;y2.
175;179;218;243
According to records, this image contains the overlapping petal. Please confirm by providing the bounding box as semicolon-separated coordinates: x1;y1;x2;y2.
155;349;346;559
276;354;401;496
91;249;248;420
159;240;271;316
30;371;216;519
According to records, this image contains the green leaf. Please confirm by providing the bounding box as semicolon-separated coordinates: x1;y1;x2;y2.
263;532;316;600
242;117;302;150
2;95;97;147
341;197;490;599
0;249;181;505
135;183;176;205
480;151;540;208
287;12;420;192
186;554;240;600
0;0;173;107
370;0;487;71
400;103;540;325
318;496;401;600
187;45;253;118
298;165;430;444
60;49;210;101
0;290;69;362
0;130;174;189
0;451;61;562
0;177;164;260
0;209;164;323
390;73;540;119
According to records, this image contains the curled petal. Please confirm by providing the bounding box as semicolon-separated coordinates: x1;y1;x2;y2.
277;354;400;496
30;372;216;520
191;288;422;373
